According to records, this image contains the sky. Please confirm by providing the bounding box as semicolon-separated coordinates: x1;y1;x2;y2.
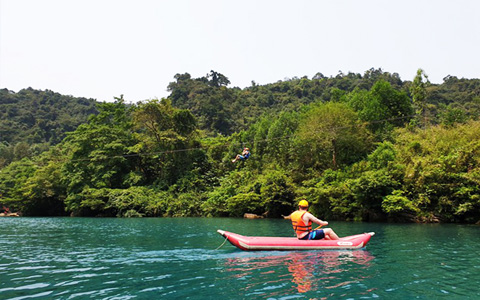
1;0;479;103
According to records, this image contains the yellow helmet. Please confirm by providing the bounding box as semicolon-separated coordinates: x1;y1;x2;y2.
299;200;309;207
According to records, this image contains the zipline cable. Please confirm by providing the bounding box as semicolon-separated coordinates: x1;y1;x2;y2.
68;113;419;163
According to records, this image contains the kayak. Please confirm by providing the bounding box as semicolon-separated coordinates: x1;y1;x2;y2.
217;229;375;251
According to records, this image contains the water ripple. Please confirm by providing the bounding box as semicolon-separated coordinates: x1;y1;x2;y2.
1;218;480;299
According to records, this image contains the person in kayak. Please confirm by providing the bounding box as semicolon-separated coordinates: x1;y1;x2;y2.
232;147;251;163
285;200;339;240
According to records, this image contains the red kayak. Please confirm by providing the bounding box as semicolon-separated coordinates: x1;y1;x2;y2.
217;230;375;251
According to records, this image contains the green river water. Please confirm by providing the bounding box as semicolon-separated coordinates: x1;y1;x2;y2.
1;217;479;299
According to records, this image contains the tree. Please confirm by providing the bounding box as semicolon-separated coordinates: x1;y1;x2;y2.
207;70;230;87
61;98;138;215
166;73;193;108
132;98;204;189
259;170;296;217
0;158;37;213
294;102;373;171
410;68;430;128
133;99;175;143
21;148;67;216
346;80;413;139
265;111;299;167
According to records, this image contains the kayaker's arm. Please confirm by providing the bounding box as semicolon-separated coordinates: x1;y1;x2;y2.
305;213;328;227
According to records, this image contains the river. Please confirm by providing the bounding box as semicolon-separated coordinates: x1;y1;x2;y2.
1;217;479;299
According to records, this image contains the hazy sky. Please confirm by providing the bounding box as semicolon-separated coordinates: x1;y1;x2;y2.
1;0;479;102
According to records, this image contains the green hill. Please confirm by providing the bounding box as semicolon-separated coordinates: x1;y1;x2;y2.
1;69;480;222
0;88;98;167
167;69;480;135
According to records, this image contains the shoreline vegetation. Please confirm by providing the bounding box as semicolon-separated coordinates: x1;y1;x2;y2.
1;69;480;224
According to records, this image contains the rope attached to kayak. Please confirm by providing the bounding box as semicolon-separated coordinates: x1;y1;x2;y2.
215;236;229;250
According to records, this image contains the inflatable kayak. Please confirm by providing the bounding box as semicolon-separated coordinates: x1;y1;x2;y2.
217;230;375;251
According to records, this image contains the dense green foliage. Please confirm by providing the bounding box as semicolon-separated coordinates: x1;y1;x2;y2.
1;69;480;223
167;69;408;136
0;88;98;168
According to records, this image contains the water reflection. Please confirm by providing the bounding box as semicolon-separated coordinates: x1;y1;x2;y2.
225;250;375;295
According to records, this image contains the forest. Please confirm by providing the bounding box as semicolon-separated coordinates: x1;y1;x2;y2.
1;68;479;223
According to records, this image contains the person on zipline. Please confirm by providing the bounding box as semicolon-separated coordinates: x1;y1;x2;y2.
284;200;339;240
232;147;251;163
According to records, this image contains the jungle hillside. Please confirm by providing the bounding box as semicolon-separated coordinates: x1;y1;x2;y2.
1;69;480;223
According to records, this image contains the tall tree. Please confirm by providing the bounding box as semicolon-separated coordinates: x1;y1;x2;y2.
410;68;430;127
132;98;204;188
61;98;137;215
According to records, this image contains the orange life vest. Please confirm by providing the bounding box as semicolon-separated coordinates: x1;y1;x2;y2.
291;211;312;236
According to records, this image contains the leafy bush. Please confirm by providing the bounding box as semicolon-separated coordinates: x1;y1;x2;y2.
227;192;263;217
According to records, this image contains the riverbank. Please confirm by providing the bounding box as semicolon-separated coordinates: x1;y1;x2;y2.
0;212;19;217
